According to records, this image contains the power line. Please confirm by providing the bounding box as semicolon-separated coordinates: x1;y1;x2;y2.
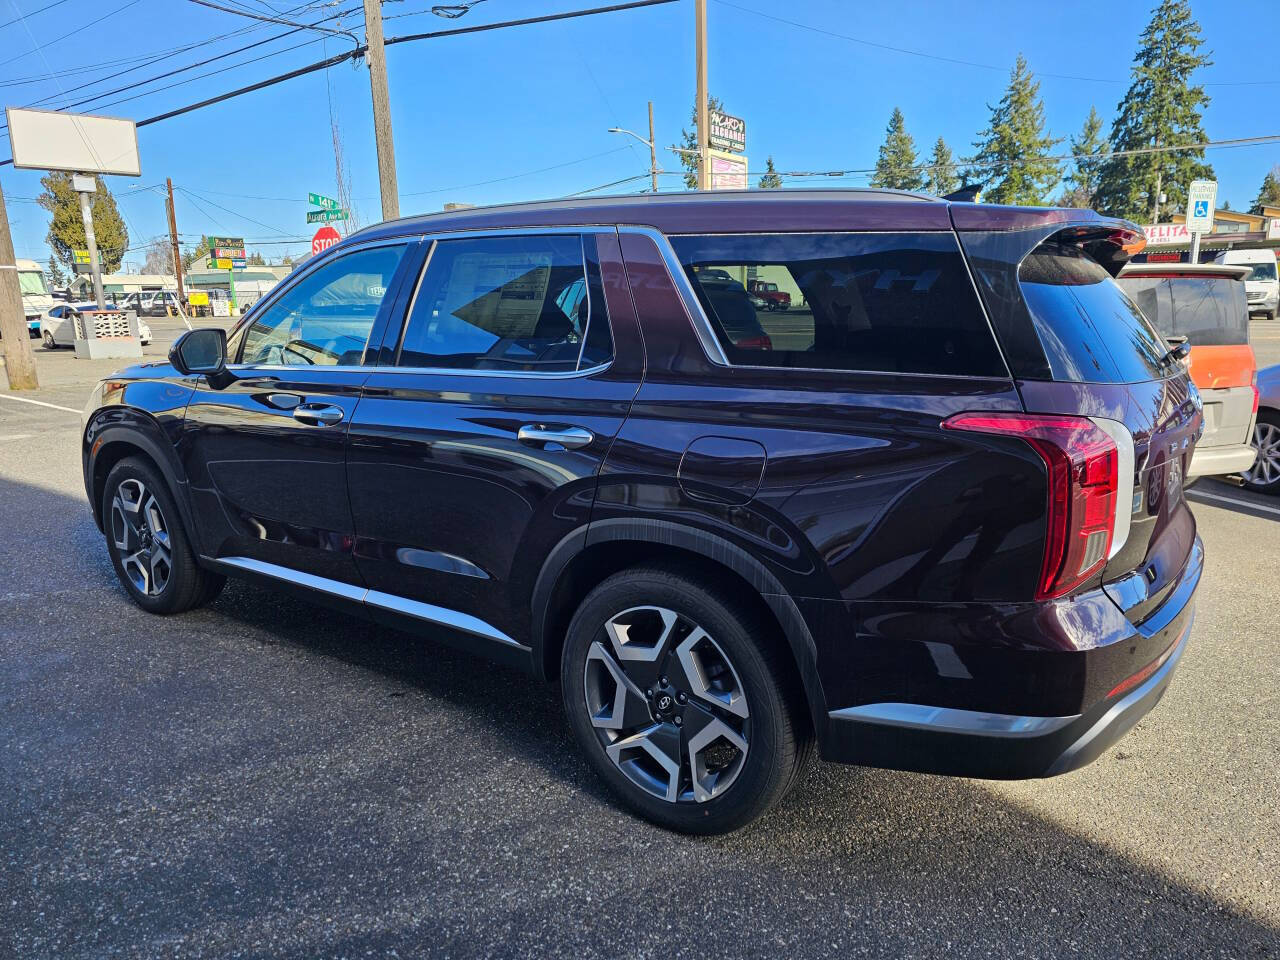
187;0;360;44
0;0;144;69
177;185;299;236
0;0;72;31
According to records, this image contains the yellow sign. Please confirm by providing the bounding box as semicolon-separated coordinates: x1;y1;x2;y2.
72;249;91;264
188;291;209;306
211;258;234;270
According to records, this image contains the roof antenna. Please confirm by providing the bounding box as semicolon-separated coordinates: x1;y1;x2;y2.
943;184;982;203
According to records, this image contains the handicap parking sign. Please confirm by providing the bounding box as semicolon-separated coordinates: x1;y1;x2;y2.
1193;200;1209;218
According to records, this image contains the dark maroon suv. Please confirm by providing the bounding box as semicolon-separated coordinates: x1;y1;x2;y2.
82;190;1202;833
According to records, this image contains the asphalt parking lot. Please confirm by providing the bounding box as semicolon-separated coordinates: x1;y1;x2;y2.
2;323;1278;958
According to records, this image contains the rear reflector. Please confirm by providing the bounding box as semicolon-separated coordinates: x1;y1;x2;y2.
942;412;1119;600
1107;638;1178;699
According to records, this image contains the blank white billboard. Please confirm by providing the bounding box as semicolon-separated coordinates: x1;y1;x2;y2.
6;108;140;176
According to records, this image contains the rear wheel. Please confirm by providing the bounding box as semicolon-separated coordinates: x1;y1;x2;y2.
42;330;56;349
1242;411;1280;495
102;457;225;613
561;565;810;834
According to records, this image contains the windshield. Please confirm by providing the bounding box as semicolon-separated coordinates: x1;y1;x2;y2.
1247;261;1277;283
18;271;48;296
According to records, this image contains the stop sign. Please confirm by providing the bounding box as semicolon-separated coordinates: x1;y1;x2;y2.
311;226;341;257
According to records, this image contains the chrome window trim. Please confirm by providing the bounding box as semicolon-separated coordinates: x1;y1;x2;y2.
213;556;528;650
616;224;730;366
232;236;416;367
829;702;1080;739
386;229;616;381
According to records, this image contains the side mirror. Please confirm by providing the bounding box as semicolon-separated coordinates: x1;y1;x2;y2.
170;328;227;376
1165;336;1191;363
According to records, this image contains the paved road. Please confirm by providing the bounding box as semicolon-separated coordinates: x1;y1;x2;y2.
1;370;1277;958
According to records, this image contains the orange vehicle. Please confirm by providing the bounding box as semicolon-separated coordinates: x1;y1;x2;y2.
1117;261;1258;479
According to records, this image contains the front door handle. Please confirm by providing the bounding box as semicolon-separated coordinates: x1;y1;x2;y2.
517;424;594;450
292;403;345;426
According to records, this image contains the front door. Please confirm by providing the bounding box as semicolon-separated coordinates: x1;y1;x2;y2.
345;230;644;645
180;240;416;587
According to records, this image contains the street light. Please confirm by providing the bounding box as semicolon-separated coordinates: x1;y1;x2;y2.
609;105;662;193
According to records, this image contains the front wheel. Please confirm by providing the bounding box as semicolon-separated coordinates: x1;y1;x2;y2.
42;330;56;349
102;457;225;613
561;565;810;834
1242;411;1280;495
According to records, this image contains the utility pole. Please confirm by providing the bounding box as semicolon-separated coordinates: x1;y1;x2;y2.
363;0;400;221
0;177;39;390
694;0;710;190
166;178;185;304
74;175;106;310
647;101;659;193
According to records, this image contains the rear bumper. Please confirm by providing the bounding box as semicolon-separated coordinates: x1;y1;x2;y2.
819;537;1202;780
1189;442;1256;478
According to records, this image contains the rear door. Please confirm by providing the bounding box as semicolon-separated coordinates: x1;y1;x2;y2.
345;229;644;645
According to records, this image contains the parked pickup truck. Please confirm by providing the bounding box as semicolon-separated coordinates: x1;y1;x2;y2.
747;279;791;310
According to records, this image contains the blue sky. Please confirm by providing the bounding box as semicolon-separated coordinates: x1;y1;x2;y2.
2;0;1278;266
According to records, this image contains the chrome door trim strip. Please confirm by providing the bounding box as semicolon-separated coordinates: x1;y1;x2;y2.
214;556;527;650
829;702;1080;738
216;556;368;602
365;589;526;649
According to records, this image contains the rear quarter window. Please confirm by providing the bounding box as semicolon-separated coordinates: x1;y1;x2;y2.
1019;242;1170;383
670;232;1006;377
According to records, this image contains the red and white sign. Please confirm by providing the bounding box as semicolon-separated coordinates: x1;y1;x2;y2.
1143;223;1192;246
311;225;341;256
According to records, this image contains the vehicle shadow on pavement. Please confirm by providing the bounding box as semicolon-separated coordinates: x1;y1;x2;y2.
3;473;1277;959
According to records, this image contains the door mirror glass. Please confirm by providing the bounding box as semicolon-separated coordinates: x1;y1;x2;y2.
171;328;227;375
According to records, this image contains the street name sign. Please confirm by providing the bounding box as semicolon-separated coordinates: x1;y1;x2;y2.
1186;180;1217;233
308;192;340;210
306;208;349;224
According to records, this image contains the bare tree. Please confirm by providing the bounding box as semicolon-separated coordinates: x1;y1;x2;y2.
143;237;174;275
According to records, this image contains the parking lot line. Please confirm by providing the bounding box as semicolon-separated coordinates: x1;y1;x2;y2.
0;393;80;414
1187;488;1280;517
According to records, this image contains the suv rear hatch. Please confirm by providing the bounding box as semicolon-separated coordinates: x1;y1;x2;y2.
953;210;1201;625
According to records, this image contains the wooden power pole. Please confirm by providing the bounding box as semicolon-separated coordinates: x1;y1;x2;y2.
166;178;185;303
695;0;710;190
363;0;400;222
0;177;39;390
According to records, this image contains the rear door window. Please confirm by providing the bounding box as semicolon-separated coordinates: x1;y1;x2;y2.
1019;242;1170;383
669;232;1006;376
397;234;612;372
1119;275;1249;346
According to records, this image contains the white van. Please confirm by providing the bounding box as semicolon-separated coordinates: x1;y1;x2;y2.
1217;248;1278;321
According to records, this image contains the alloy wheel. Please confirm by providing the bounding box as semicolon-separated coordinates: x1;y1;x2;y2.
584;605;750;804
110;478;173;597
1243;421;1280;489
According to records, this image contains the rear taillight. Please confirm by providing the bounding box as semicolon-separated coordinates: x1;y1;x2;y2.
736;334;773;350
942;412;1119;600
1253;382;1260;415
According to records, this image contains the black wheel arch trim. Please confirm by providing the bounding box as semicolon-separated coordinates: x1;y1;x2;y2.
84;415;198;553
530;517;828;736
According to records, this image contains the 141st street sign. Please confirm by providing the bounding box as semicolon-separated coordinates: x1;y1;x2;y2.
307;191;349;223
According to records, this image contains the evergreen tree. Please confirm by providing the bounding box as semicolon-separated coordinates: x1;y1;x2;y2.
36;173;129;273
869;107;923;191
968;55;1061;206
1093;0;1212;221
1059;106;1108;208
678;96;725;189
1251;166;1280;214
182;235;210;271
924;137;959;196
757;156;783;189
45;254;66;291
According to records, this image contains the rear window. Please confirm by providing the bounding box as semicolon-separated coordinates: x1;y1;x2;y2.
1019;242;1170;383
670;232;1005;376
1118;275;1249;346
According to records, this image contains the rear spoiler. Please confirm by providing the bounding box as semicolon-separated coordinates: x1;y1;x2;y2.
949;204;1145;277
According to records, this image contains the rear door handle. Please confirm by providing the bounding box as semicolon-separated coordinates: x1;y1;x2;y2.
292;403;345;426
517;424;594;450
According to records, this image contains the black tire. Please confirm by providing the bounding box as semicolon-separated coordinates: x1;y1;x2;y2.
1241;409;1280;495
102;457;225;613
42;330;56;349
561;564;811;834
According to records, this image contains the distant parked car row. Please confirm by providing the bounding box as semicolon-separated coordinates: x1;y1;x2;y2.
40;302;152;349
